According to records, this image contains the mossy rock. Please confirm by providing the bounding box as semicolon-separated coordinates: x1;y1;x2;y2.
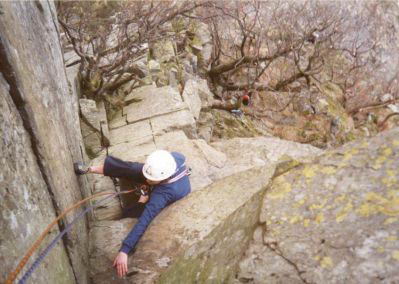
211;109;264;140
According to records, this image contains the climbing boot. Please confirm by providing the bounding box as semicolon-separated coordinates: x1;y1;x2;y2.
74;162;90;175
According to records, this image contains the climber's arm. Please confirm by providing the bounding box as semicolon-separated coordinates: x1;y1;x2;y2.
113;190;171;277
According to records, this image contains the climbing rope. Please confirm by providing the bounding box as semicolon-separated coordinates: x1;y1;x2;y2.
18;192;118;284
6;189;134;284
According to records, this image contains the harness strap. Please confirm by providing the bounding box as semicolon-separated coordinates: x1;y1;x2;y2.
162;167;190;184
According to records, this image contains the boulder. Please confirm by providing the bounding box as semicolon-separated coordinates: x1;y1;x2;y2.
237;127;399;284
210;109;270;141
182;79;203;119
150;40;176;63
197;111;214;142
80;99;110;157
89;166;275;284
211;136;322;180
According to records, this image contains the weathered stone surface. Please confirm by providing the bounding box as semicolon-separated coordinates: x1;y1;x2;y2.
89;219;138;283
0;75;75;284
197;111;214;142
192;139;227;168
151;109;197;139
123;85;188;124
109;111;128;130
110;120;153;147
90;174;122;221
151;40;175;63
90;166;275;284
80;99;109;150
237;128;399;284
148;59;161;72
211;136;322;180
182;79;203;119
210;109;270;141
0;1;90;282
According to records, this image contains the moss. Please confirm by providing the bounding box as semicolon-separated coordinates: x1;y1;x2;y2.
85;146;97;160
273;158;302;178
171;18;187;33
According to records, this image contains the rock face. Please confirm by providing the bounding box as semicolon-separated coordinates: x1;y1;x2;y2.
87;78;322;283
0;2;90;283
80;99;110;157
237;127;399;284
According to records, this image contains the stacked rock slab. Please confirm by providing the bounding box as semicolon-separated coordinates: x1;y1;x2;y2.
237;127;399;283
0;1;90;283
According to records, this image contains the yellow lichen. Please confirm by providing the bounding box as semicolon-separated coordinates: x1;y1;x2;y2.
320;256;334;268
356;192;399;217
268;178;292;199
386;236;398;241
383;147;393;156
387;189;399;199
384;217;398;225
392;251;399;261
321;166;337;175
303;165;317;179
361;141;369;148
289;216;302;224
315;213;325;224
309;199;328;210
295;198;306;207
303;219;310;227
377;247;385;253
392;140;399;147
373;155;387;169
343;148;359;161
334;194;347;203
356;202;378;217
336;201;353;223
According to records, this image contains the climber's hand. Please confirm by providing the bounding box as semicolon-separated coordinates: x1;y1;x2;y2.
138;194;149;203
113;251;128;278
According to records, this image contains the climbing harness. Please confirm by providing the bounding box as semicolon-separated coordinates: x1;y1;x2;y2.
6;190;135;284
162;163;191;184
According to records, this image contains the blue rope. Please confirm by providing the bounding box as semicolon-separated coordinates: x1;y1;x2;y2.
18;192;119;284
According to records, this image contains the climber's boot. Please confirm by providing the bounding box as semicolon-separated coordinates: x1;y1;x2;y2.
74;162;90;175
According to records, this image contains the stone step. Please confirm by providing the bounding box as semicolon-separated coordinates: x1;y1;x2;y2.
123;85;189;124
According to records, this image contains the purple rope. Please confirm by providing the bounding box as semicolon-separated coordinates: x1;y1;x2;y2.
19;192;119;284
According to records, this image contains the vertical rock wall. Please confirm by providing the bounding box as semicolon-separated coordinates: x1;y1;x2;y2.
0;1;90;283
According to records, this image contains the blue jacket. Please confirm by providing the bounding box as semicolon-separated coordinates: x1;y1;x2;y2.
120;152;191;254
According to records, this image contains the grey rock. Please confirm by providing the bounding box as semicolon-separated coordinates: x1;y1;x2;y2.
90;166;275;284
0;2;91;282
150;40;175;63
123;85;188;124
182;79;203;119
150;109;197;139
0;75;75;284
238;128;399;284
109;120;153;147
80;99;109;156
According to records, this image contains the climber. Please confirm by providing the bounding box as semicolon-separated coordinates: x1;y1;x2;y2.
242;94;250;106
74;150;191;278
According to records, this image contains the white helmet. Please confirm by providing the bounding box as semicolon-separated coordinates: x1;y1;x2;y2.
142;150;177;181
